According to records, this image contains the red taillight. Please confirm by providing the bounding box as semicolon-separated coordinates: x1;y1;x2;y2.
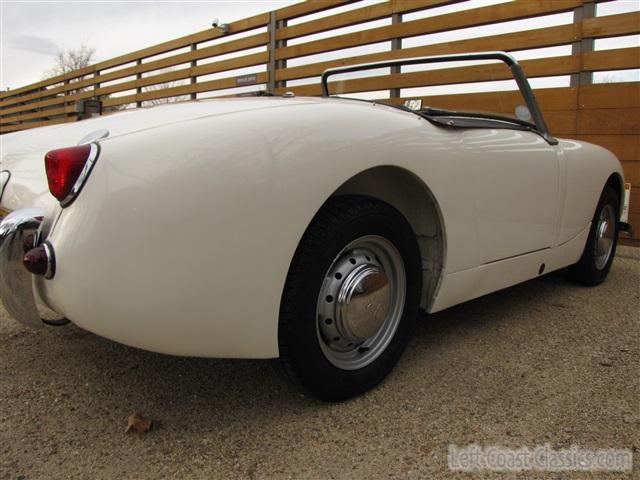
23;245;49;276
23;242;55;278
44;144;95;204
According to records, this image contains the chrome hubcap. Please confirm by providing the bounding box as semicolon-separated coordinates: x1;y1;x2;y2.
316;235;406;370
337;264;390;341
594;203;615;270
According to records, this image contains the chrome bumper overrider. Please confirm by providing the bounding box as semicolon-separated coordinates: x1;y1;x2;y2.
0;208;45;329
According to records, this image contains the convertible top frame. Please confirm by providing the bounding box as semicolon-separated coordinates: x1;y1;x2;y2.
320;51;558;145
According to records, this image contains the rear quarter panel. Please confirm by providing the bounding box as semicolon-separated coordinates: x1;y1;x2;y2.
41;101;474;357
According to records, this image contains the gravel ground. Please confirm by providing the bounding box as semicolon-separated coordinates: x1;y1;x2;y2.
1;248;638;480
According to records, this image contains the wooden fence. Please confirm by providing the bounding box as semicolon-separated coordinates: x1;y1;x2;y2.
0;0;638;244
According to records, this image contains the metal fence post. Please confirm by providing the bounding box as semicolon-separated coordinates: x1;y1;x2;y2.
571;0;596;87
93;70;101;100
268;11;277;94
190;43;198;100
64;78;70;113
268;12;287;94
136;59;143;108
390;12;402;99
275;18;288;92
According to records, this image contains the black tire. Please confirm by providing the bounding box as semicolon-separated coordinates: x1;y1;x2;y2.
278;196;422;401
568;185;620;286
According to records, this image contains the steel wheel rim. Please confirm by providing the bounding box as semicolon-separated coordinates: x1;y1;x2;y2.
316;235;406;370
594;203;615;270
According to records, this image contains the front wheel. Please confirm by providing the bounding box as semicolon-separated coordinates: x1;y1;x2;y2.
278;196;422;401
568;185;620;285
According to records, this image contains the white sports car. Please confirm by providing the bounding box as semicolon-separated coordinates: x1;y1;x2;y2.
0;53;632;400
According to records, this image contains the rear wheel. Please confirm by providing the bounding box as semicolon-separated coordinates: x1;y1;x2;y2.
278;196;422;401
568;185;620;285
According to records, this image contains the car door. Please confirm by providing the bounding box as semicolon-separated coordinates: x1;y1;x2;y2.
461;128;560;264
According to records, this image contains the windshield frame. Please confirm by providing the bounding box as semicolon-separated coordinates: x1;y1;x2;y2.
320;52;558;146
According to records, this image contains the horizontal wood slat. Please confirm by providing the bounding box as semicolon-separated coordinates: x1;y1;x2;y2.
385;87;578;112
277;0;459;40
577;108;640;135
577;135;639;162
1;92;91;117
0;14;270;101
8;46;629;119
275;0;356;21
0;33;269;110
278;48;636;97
3;69;269;115
546;111;578;135
0;57;269;116
582;11;640;38
0;115;77;134
621;161;640;186
277;23;580;82
101;72;269;108
274;10;636;84
1;105;77;124
275;0;582;61
278;55;582;96
582;47;640;72
1;55;271;117
578;82;640;109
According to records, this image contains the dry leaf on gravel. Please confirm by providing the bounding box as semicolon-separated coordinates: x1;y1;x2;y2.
125;413;153;435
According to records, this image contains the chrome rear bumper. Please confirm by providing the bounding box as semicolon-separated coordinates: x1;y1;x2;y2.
0;208;45;328
619;221;634;238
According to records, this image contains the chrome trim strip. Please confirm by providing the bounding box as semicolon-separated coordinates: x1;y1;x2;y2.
77;129;109;145
320;51;558;145
60;142;100;207
0;170;10;201
0;208;45;329
480;246;549;266
42;241;55;279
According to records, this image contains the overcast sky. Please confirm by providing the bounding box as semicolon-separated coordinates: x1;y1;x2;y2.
0;0;300;90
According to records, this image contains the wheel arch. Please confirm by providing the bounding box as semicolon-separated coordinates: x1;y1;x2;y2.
329;165;446;310
605;172;624;214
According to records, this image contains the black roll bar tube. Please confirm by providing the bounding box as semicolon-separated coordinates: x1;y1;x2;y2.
320;51;558;145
